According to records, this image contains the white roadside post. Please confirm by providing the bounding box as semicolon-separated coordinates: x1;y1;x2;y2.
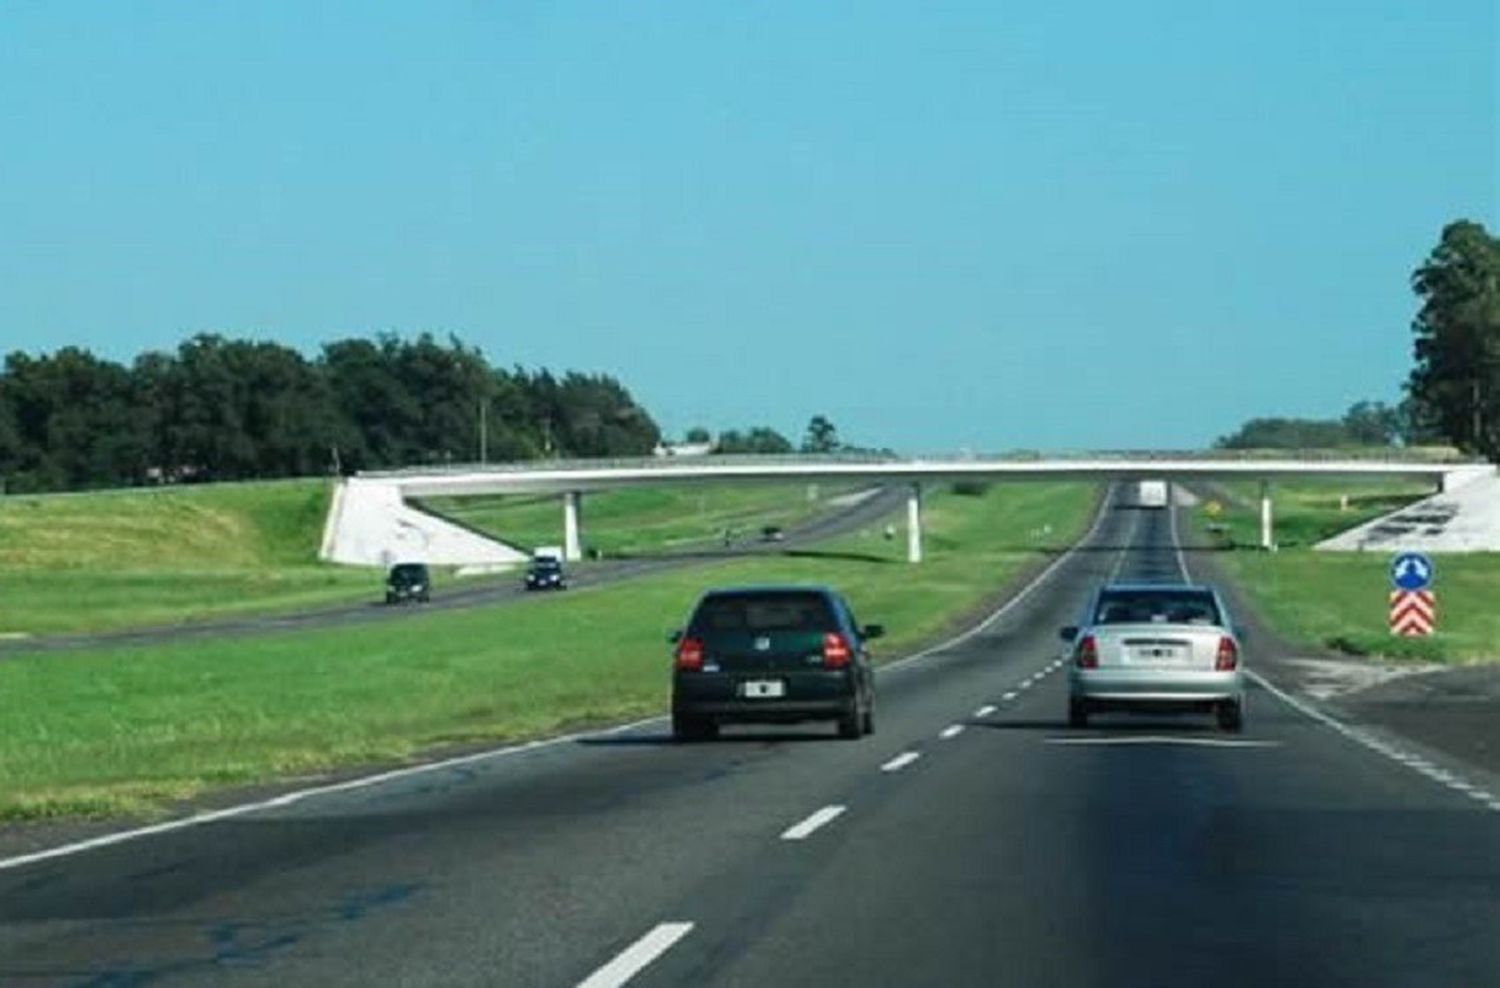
563;490;583;562
1259;480;1274;551
907;483;923;564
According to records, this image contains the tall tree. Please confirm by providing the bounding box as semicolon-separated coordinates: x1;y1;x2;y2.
1408;219;1500;460
801;415;840;454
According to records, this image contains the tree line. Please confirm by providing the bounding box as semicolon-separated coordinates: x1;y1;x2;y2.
1216;219;1497;459
0;333;662;493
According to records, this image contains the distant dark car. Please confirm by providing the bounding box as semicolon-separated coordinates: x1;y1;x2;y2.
385;562;431;605
760;525;786;543
670;585;881;741
524;557;569;592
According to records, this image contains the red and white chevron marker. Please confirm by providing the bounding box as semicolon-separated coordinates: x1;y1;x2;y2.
1389;590;1436;636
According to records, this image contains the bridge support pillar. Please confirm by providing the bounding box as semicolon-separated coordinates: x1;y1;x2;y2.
907;483;923;564
564;490;583;562
1259;481;1274;551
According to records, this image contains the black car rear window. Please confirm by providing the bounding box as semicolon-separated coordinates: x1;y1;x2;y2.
692;592;835;634
390;564;427;582
1093;589;1220;626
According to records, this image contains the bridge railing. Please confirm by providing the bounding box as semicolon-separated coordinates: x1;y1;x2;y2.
358;447;1479;478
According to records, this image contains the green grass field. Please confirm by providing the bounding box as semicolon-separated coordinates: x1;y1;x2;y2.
1200;478;1500;662
0;482;1096;821
0;481;375;636
419;483;856;555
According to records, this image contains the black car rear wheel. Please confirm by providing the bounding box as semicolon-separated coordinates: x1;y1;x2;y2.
861;700;875;736
837;703;863;740
672;713;718;742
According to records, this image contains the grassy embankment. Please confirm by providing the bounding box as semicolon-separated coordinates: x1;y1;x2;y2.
419;482;857;555
0;481;373;636
1199;478;1500;662
0;480;861;637
0;482;1096;821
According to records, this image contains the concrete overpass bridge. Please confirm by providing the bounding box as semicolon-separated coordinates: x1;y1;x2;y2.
320;453;1493;568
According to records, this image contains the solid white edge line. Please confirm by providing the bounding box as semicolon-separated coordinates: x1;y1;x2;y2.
975;704;997;718
939;725;964;740
1173;497;1497;812
880;751;921;772
576;921;694;988
1;485;1120;873
0;713;663;874
780;804;847;840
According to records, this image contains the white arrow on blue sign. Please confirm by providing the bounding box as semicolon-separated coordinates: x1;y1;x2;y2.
1390;551;1435;591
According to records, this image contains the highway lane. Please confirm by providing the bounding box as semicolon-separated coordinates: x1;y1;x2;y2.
0;485;907;657
2;491;1496;986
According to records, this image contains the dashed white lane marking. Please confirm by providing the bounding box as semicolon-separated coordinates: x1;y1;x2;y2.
975;704;997;718
881;752;922;773
1002;691;1019;701
1045;736;1281;749
780;805;847;841
576;922;694;988
940;725;965;740
1246;671;1500;813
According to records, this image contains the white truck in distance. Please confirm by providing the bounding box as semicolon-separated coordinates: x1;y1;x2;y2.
1134;480;1168;508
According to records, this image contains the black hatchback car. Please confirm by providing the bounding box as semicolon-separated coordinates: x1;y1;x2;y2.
523;557;569;591
670;585;882;741
384;562;431;604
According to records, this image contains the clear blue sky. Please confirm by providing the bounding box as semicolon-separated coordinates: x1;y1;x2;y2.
1;2;1494;451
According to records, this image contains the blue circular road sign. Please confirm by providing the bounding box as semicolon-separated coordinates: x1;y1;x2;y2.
1390;551;1435;591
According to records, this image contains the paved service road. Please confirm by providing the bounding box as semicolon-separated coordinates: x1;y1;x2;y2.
2;489;1496;986
0;485;908;656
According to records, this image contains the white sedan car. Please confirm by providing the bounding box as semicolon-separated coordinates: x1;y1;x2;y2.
1063;583;1246;732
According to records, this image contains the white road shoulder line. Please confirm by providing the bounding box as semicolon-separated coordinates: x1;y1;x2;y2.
974;704;997;718
781;804;847;840
939;725;964;740
577;922;694;988
1247;670;1500;812
0;713;664;874
880;751;921;773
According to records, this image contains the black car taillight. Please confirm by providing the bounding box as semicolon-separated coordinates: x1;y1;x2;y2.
822;632;852;669
674;637;704;671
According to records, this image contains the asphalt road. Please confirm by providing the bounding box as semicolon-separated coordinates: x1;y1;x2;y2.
0;485;909;656
2;490;1496;987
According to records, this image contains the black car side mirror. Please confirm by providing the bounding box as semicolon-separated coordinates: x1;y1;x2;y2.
861;624;885;640
1058;625;1078;642
668;629;683;644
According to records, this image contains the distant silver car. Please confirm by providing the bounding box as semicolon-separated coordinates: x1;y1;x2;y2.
1063;583;1246;732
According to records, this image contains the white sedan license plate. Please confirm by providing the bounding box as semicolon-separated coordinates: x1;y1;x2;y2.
740;679;786;699
1134;646;1185;662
